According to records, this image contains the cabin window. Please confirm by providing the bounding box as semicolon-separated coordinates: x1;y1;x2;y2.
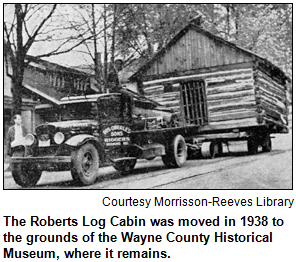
181;80;208;126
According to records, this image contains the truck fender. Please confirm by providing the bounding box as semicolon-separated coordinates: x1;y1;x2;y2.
65;135;100;148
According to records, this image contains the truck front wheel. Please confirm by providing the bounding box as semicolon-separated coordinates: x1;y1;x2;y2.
12;163;42;188
162;135;187;168
114;159;137;175
71;143;99;185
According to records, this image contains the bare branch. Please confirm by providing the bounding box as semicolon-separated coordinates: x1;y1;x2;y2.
34;34;94;59
4;22;11;41
74;49;94;56
23;4;29;17
83;41;95;61
7;15;16;39
25;4;47;22
23;19;31;39
24;4;57;52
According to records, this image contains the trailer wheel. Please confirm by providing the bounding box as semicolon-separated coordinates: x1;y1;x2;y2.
247;139;259;154
162;135;187;168
201;141;223;159
262;135;272;152
71;143;99;185
114;159;137;175
12;161;42;188
210;141;223;158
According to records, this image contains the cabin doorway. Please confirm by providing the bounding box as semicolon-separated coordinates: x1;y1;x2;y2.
181;80;208;126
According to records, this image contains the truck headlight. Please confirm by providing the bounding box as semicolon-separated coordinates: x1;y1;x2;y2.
25;133;35;146
54;132;65;144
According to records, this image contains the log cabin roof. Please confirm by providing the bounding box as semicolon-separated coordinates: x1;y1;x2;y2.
130;23;290;83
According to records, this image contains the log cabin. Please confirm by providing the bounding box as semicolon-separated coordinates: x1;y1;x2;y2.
129;20;290;140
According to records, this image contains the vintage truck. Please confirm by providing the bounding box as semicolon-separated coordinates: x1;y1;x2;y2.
11;90;189;187
11;85;289;187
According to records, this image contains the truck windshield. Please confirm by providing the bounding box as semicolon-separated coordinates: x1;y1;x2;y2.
98;95;131;124
61;102;97;121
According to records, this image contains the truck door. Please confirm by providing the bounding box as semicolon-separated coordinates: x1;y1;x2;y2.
97;94;133;151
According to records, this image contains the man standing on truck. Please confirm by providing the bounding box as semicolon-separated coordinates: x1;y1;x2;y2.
6;114;27;157
107;58;124;93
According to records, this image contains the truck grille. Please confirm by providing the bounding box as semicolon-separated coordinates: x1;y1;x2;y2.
39;134;50;141
33;145;60;157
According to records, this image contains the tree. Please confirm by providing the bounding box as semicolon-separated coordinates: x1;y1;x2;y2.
216;4;292;76
67;4;119;92
4;4;91;114
115;4;291;75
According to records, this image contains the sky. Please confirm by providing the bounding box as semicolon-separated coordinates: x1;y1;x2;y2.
4;4;108;68
29;43;94;68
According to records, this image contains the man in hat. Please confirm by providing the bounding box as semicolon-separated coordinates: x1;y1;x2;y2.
107;58;124;93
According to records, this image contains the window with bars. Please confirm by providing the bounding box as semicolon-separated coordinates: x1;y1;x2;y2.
181;80;208;126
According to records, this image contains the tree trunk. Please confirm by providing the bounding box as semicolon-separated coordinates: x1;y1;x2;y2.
110;4;117;65
12;71;24;115
234;4;240;40
226;4;231;40
13;4;25;115
103;4;108;92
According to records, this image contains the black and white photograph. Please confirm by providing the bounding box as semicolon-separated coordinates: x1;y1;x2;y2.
1;4;295;262
3;4;292;189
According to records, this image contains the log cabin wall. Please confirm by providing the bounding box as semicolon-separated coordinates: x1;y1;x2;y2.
143;65;259;129
254;69;289;127
204;67;258;127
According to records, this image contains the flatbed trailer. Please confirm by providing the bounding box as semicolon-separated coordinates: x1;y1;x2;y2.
129;117;285;165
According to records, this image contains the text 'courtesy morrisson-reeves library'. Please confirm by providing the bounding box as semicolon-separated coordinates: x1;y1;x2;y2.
101;196;294;208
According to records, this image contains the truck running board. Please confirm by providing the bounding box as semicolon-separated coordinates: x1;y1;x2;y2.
112;157;137;163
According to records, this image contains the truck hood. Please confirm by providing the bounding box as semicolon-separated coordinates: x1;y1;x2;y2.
36;119;98;135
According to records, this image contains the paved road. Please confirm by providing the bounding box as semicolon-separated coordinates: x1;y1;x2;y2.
4;128;292;190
